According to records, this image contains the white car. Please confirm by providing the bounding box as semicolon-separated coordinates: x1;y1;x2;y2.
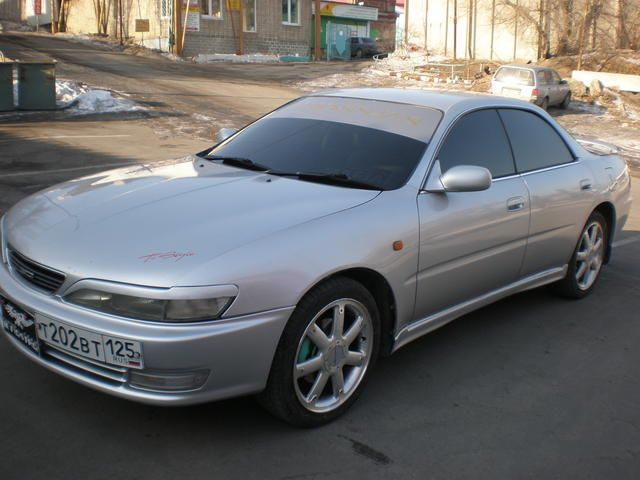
491;65;572;110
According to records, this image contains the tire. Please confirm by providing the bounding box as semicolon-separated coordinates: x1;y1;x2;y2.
540;97;549;111
552;211;608;299
560;92;571;109
258;277;380;427
355;49;363;59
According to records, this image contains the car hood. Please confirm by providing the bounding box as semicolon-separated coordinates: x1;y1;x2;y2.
4;156;379;287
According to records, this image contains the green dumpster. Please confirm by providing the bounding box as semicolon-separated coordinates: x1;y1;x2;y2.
0;62;14;112
17;61;57;110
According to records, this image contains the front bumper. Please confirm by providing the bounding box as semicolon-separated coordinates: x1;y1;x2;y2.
0;259;293;406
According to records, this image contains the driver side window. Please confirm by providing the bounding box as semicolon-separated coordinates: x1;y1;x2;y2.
438;109;516;179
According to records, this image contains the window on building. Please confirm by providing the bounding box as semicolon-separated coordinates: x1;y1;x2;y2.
282;0;299;25
243;0;256;31
201;0;222;18
160;0;170;18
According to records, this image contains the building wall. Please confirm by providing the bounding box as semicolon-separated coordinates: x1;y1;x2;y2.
399;0;539;61
0;0;25;23
364;0;396;52
65;0;170;51
184;0;312;56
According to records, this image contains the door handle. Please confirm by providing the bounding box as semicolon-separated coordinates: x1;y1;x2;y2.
580;179;593;191
507;196;525;212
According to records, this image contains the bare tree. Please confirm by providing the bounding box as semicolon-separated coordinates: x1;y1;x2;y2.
92;0;112;35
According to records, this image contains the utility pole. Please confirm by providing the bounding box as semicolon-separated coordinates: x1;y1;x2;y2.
512;0;519;60
314;0;321;60
50;0;57;33
238;0;244;55
119;0;124;46
173;0;182;54
453;0;457;60
404;0;409;46
424;0;429;51
490;0;495;59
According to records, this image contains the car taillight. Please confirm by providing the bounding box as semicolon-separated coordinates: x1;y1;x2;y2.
532;88;539;96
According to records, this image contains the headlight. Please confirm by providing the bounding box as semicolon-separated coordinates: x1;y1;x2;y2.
64;289;234;322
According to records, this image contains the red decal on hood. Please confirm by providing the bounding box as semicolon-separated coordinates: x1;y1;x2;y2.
139;251;195;263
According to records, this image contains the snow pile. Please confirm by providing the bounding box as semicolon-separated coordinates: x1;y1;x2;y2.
296;49;482;92
8;79;143;114
56;80;142;114
0;20;34;33
56;80;91;104
68;89;143;114
160;52;185;63
194;53;280;64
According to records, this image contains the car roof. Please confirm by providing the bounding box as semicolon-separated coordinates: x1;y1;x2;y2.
309;88;535;113
498;64;553;72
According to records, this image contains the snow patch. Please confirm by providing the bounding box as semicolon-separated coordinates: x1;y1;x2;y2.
8;79;143;114
67;89;143;114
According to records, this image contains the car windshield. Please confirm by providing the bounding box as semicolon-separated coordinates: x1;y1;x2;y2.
495;67;534;86
206;96;442;190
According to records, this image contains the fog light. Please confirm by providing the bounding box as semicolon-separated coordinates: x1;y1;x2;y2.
129;369;209;392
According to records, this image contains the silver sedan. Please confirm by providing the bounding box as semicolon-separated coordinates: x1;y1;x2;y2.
0;89;632;426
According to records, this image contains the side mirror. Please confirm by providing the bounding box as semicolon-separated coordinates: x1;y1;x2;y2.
559;79;568;85
425;162;492;193
441;165;492;192
216;127;238;143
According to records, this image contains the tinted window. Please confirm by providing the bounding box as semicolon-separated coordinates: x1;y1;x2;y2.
437;109;516;178
498;109;573;172
209;118;427;190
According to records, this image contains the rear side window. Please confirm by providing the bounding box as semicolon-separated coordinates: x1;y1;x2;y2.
438;109;516;178
494;67;534;86
498;109;574;172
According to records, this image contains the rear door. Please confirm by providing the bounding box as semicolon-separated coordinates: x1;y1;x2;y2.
415;109;530;318
498;108;595;276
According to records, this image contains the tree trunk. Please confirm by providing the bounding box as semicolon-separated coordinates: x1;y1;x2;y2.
577;1;592;70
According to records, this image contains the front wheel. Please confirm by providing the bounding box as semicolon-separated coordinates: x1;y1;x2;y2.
552;211;607;299
560;92;571;109
258;277;380;427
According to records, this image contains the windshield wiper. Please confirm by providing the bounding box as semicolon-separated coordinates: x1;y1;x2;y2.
267;171;382;191
206;156;271;172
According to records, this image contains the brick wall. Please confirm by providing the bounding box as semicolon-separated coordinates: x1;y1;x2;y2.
184;0;312;57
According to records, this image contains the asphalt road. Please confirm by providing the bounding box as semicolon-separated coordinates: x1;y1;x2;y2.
1;32;640;480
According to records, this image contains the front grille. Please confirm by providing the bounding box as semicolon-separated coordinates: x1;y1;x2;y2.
8;247;66;294
41;344;128;385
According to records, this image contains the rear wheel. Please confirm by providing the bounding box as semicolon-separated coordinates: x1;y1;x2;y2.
553;211;607;299
259;277;380;427
355;48;363;59
540;97;549;111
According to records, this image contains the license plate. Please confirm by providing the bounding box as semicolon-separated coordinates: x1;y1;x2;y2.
502;87;521;97
36;316;144;369
1;295;40;354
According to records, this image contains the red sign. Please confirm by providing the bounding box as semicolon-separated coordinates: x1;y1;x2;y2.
34;0;42;16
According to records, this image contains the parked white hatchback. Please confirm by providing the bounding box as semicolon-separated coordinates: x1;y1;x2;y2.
491;64;572;110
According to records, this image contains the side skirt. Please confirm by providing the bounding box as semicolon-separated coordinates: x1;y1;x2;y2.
392;266;568;353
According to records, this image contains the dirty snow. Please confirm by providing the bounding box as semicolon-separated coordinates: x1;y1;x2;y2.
7;79;143;114
57;80;143;114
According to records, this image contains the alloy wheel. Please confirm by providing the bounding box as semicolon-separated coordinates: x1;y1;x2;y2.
293;299;373;413
575;221;605;291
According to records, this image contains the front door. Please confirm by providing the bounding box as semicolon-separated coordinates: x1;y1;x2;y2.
414;109;530;319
